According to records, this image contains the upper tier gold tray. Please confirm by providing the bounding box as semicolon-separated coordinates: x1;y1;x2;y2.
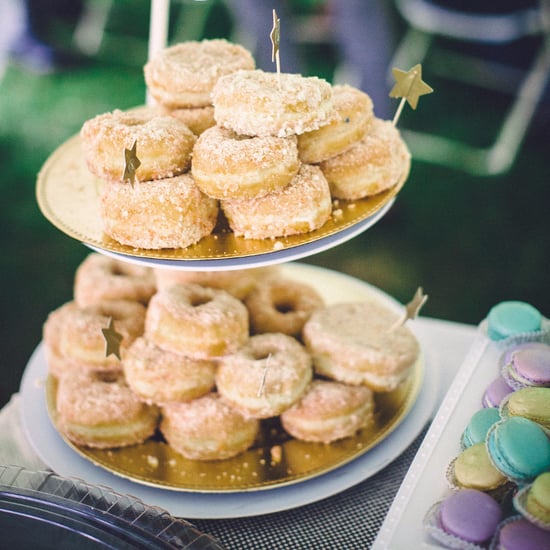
36;135;408;266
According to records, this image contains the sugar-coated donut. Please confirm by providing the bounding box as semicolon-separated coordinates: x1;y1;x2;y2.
50;300;146;373
99;173;219;250
216;333;312;418
212;69;335;137
192;125;300;200
245;277;324;337
160;393;259;460
74;253;156;307
164;104;216;135
43;302;82;378
123;337;216;405
297;84;374;163
80;108;196;182
280;379;375;443
144;39;255;108
303;301;420;392
145;283;249;359
319;118;410;200
153;265;279;300
55;370;159;449
221;163;332;239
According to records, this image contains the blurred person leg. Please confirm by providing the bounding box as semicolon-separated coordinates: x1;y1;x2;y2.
330;0;396;119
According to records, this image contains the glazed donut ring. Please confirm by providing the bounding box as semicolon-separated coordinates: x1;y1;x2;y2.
212;69;335;137
160;393;260;460
99;173;218;250
56;370;159;449
192;126;300;200
145;283;249;359
297;84;374;163
153;266;279;300
123;337;216;405
303;302;420;392
80;109;196;182
56;300;146;372
244;277;324;337
216;333;312;419
164;105;216;136
319;118;410;200
74;253;156;307
221;163;332;239
281;379;375;443
144;39;255;108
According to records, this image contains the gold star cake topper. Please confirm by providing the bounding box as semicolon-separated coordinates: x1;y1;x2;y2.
389;64;433;125
389;287;428;332
270;9;281;82
123;140;141;185
102;317;123;360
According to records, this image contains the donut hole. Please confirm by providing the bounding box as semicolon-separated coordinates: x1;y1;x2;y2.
96;372;120;384
189;294;213;308
273;297;298;315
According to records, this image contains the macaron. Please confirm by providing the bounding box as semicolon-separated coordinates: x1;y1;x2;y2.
503;386;550;429
525;472;550;524
502;343;550;389
452;442;508;492
486;416;550;483
461;407;501;448
438;489;502;545
492;516;550;550
487;301;542;341
482;376;513;408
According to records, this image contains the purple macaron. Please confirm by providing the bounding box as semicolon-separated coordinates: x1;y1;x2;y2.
482;376;514;408
502;342;550;389
438;489;502;544
493;516;550;550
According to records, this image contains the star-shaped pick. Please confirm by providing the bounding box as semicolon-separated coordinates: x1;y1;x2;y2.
389;64;433;125
388;287;428;332
270;9;281;79
257;353;273;397
102;317;123;360
123;140;141;185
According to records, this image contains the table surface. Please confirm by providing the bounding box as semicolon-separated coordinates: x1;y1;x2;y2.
7;316;477;550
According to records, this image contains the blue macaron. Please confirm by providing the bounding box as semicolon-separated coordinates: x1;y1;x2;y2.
486;417;550;483
487;301;542;341
461;407;501;448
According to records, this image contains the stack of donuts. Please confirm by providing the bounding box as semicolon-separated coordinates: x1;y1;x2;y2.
43;253;420;461
79;38;411;249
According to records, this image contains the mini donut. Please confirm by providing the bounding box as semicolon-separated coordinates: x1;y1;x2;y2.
303;301;420;392
280;379;375;443
164;105;216;136
43;302;82;378
153;265;279;300
99;173;219;250
145;283;249;359
74;253;156;307
297;84;374;163
160;392;259;460
55;370;159;449
144;39;255;108
216;333;312;418
319;118;410;200
123;337;216;405
80;108;196;182
191;125;300;200
244;277;324;337
212;69;335;137
55;300;146;372
221;163;332;239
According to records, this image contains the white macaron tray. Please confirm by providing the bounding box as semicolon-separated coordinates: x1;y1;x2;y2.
373;312;550;549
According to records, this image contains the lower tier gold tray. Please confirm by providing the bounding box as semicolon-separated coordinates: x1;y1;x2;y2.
43;263;423;493
36;135;407;267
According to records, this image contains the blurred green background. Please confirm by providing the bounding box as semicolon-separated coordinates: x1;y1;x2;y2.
1;1;549;408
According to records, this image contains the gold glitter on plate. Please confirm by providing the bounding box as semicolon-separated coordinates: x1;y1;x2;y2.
36;134;408;262
45;357;422;493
